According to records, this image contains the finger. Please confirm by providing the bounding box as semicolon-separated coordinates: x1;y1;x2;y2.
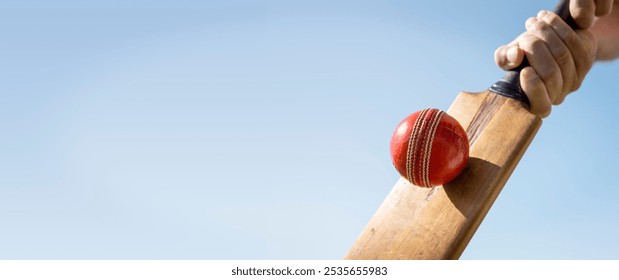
571;30;597;91
494;42;523;70
521;67;552;118
555;91;567;105
518;25;563;105
571;0;596;28
594;0;613;16
535;10;576;102
537;11;596;93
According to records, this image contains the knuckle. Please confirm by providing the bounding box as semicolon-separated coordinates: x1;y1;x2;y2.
530;19;546;31
578;30;597;56
550;90;565;105
525;62;562;105
544;10;560;22
537;104;552;118
551;45;572;70
554;95;566;105
555;24;574;42
526;38;544;51
525;17;537;28
572;32;596;79
571;77;584;92
561;29;577;47
494;45;506;57
535;61;559;83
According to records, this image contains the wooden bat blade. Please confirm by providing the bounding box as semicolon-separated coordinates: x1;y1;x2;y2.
345;90;542;260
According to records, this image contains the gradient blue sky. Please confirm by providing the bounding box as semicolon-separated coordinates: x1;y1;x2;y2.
1;0;618;259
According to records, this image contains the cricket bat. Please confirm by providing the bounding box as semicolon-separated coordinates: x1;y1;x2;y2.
345;0;575;260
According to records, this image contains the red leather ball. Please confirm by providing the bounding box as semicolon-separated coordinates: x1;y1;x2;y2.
390;108;469;188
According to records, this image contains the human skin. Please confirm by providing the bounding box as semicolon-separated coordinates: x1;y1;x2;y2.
494;0;619;118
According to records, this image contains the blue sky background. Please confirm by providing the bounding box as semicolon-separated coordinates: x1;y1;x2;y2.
1;0;618;259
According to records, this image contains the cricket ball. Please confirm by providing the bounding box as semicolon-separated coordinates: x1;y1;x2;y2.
390;108;469;188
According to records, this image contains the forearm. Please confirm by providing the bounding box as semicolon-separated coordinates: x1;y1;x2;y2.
592;3;619;60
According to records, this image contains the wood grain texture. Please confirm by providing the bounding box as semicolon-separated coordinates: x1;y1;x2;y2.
345;90;542;260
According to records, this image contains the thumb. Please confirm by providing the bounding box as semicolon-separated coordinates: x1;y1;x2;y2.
494;43;524;70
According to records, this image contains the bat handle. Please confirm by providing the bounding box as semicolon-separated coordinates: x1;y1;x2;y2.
488;0;577;106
